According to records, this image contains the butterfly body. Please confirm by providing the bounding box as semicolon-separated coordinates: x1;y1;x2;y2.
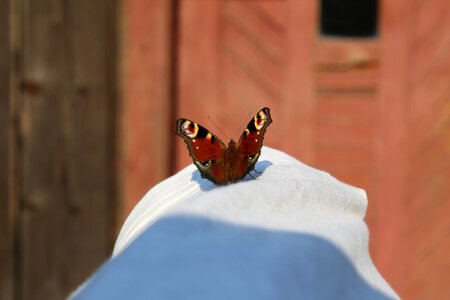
176;107;272;186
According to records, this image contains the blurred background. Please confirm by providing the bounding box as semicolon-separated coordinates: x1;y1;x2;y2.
0;0;449;299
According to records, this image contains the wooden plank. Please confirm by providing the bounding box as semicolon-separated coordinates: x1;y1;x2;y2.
219;0;286;139
410;8;450;84
64;0;117;289
376;0;411;296
121;0;175;217
18;0;116;299
282;0;318;163
405;1;450;298
19;2;69;298
176;0;222;168
0;0;13;298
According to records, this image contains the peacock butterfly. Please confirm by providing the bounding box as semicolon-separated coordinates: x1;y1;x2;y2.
176;107;272;185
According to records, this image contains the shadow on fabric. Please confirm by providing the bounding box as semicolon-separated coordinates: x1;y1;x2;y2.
74;215;394;300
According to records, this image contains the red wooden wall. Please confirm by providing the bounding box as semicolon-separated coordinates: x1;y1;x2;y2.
405;0;450;298
120;0;176;216
120;1;450;299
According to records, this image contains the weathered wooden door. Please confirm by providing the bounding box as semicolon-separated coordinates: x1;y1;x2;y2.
1;0;118;299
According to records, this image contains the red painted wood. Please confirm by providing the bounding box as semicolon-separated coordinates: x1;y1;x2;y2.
282;0;317;163
176;0;318;167
121;1;450;298
404;1;450;298
120;0;174;218
176;0;222;169
376;0;411;295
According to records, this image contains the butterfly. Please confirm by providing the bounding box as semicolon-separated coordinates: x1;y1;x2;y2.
176;107;272;185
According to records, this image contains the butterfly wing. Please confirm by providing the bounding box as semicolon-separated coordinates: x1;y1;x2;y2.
176;118;228;185
232;107;272;182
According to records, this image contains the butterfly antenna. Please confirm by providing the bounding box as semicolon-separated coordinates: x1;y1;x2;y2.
207;116;229;140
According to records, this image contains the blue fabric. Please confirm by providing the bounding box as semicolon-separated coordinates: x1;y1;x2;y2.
74;216;393;300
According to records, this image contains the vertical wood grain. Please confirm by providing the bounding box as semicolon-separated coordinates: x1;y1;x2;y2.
176;0;222;168
283;0;317;163
19;2;69;298
377;0;411;295
406;1;450;299
17;0;117;299
0;0;13;298
64;0;117;289
120;0;176;218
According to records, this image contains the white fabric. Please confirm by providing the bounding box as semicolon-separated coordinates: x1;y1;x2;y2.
72;147;399;299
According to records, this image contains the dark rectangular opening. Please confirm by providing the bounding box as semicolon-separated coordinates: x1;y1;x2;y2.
320;0;378;38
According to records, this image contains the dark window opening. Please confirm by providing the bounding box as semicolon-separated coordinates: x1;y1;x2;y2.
320;0;378;38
